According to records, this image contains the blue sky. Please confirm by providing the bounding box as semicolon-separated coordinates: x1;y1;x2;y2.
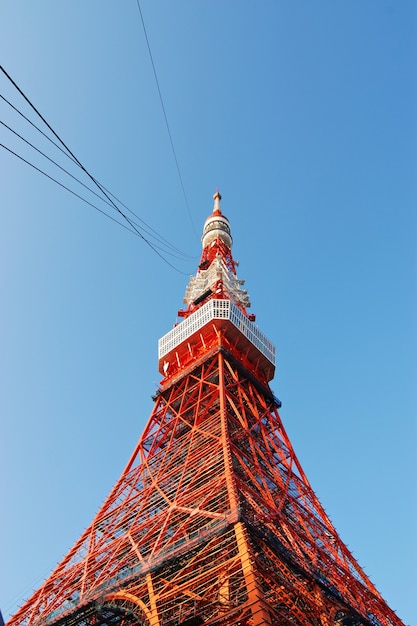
1;2;416;624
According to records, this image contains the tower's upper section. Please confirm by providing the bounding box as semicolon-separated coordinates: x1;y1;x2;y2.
182;191;251;315
201;190;233;250
158;192;276;383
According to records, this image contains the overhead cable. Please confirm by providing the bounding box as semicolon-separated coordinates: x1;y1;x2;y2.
0;65;190;272
1;142;189;271
0;119;190;259
1;142;138;237
1;92;193;259
135;1;197;237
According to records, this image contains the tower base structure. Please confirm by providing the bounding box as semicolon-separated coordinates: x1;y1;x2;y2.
7;193;404;626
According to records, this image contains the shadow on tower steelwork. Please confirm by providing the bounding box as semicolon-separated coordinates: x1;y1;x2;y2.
7;192;405;626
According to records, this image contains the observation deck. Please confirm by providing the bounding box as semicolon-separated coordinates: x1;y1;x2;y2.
158;299;276;382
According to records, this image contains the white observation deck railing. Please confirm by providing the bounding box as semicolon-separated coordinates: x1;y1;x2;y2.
158;299;275;366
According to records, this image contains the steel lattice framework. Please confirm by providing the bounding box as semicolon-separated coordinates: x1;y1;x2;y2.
7;193;404;626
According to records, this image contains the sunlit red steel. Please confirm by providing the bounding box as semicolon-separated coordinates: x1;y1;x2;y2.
7;193;404;626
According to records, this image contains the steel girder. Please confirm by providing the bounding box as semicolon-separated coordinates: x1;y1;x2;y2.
8;348;404;626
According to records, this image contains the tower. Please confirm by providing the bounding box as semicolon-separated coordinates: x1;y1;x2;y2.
8;193;404;626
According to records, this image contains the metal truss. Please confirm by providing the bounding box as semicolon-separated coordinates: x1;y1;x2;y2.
8;348;404;626
7;195;404;626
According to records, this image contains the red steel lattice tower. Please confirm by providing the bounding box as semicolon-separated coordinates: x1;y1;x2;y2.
8;193;404;626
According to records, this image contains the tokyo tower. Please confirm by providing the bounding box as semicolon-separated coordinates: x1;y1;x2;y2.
7;192;404;626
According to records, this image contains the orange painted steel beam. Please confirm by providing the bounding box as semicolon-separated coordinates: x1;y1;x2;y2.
7;194;405;626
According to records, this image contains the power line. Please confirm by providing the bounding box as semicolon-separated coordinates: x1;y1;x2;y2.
1;141;189;274
97;182;195;259
0;118;192;260
1;93;78;166
1;92;194;259
135;0;197;237
0;64;144;237
0;142;137;236
1;119;119;209
0;65;191;272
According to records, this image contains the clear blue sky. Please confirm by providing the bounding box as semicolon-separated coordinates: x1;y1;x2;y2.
1;2;416;624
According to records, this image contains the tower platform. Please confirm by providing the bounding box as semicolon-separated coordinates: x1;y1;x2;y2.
7;192;405;626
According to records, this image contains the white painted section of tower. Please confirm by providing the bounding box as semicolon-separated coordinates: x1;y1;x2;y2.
183;254;250;309
201;191;233;249
158;299;275;366
201;214;232;249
